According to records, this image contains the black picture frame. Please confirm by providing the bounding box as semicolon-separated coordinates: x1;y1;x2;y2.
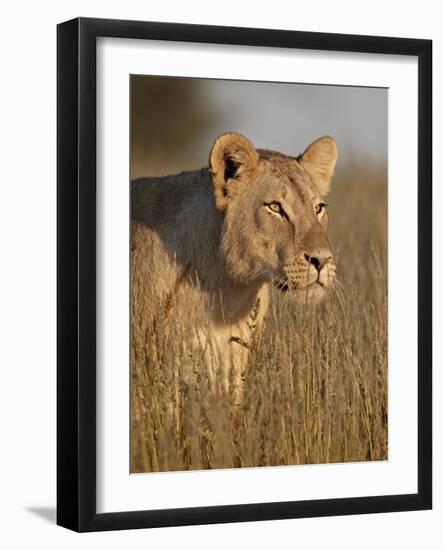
57;17;432;532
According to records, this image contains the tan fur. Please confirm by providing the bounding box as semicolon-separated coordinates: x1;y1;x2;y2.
131;133;338;403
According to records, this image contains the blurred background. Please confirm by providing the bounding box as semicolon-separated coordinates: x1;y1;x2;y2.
130;75;387;178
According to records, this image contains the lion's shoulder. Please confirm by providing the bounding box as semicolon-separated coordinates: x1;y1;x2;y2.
131;168;213;228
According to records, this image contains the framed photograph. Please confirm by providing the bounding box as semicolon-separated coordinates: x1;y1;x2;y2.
57;17;432;531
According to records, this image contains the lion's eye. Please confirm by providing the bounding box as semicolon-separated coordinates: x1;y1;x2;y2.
315;202;327;215
266;201;285;216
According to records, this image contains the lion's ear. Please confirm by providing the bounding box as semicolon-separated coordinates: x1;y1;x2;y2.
299;137;338;196
209;133;259;210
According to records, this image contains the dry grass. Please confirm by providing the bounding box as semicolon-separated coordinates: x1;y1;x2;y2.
130;166;388;473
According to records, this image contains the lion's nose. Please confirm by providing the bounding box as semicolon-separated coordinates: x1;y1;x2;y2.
304;253;332;272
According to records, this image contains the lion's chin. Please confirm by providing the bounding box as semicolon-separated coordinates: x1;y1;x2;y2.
279;281;329;305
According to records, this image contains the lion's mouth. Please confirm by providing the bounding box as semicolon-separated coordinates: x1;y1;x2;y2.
273;279;325;294
274;280;290;293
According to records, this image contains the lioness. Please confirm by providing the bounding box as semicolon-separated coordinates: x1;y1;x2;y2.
131;133;337;403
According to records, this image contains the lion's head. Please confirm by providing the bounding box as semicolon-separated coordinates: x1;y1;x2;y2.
209;132;338;303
